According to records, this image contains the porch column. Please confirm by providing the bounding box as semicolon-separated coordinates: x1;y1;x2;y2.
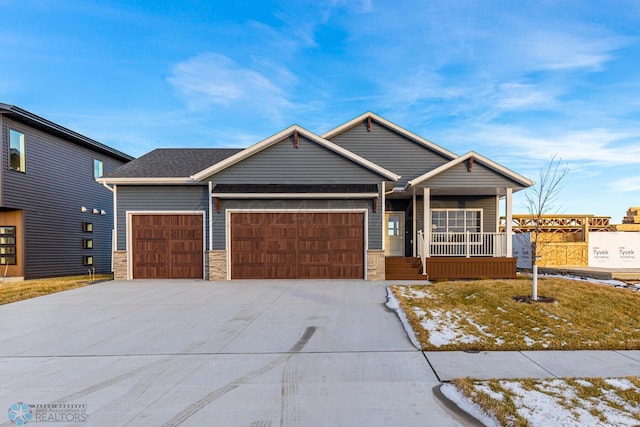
505;187;513;257
412;191;417;257
381;181;386;253
423;187;430;257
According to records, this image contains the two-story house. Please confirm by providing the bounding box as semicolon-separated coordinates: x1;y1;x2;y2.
0;103;133;279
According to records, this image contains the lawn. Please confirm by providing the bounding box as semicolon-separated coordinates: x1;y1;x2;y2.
390;277;640;351
0;274;112;305
390;276;640;426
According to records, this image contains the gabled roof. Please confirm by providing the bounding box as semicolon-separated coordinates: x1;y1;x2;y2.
99;148;242;184
190;125;400;182
322;112;458;160
407;151;534;189
0;103;133;162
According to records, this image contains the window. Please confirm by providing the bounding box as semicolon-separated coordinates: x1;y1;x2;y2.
83;255;93;266
93;159;103;178
9;129;25;172
82;222;93;232
432;209;482;233
0;226;16;265
387;216;401;236
83;239;93;249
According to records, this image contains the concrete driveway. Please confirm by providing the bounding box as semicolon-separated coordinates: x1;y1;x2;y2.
0;280;461;426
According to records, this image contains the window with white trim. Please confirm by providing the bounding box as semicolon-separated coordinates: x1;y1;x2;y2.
431;209;482;233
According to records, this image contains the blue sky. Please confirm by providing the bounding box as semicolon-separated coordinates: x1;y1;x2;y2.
2;0;640;221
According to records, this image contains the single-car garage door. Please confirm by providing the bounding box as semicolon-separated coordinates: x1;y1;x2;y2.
231;212;364;279
132;214;203;279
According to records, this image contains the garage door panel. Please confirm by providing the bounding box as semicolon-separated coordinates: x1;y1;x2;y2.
231;212;364;279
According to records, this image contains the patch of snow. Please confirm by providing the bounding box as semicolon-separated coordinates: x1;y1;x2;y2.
496;306;508;313
458;378;640;427
523;336;536;346
399;286;434;299
605;378;635;391
440;384;500;427
417;308;480;347
475;384;505;401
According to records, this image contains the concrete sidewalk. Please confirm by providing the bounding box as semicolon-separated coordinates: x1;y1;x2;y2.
425;350;640;381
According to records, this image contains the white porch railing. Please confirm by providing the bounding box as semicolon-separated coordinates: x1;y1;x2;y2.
418;231;507;258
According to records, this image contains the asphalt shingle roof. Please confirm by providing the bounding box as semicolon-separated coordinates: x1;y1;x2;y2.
103;148;243;178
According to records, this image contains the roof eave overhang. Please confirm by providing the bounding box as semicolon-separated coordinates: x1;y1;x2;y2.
0;103;134;162
96;177;196;185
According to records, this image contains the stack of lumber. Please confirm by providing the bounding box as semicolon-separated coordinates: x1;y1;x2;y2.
623;207;640;224
616;207;640;231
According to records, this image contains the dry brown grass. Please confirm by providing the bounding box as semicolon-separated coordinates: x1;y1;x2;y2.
391;277;640;351
0;274;112;305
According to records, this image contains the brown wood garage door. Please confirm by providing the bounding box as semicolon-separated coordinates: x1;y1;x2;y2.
132;214;203;279
231;212;364;279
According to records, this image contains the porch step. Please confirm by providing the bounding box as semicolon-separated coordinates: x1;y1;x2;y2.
385;257;429;281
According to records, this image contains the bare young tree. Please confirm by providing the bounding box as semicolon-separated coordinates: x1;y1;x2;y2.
525;155;569;301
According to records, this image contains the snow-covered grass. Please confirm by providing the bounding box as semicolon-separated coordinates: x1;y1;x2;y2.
445;376;640;427
390;277;640;351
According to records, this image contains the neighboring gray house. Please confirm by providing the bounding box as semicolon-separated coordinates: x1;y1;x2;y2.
100;112;532;281
0;104;133;279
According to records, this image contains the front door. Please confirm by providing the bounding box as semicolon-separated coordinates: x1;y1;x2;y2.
385;212;404;256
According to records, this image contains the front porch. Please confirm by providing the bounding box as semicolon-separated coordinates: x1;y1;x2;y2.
384;221;518;280
385;252;517;281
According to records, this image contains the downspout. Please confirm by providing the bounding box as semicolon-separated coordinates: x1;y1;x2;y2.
208;181;213;252
101;181;117;271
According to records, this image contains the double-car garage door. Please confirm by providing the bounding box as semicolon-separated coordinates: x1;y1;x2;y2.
131;212;365;279
230;212;365;279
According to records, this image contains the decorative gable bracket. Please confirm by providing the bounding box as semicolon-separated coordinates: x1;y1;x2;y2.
466;156;475;172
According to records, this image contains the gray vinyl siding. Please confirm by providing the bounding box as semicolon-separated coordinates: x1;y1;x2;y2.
327;120;452;187
419;161;525;189
213;198;382;250
115;185;209;251
416;196;498;234
211;134;388;184
1;117;127;278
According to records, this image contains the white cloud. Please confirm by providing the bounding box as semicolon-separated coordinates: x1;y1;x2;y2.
521;31;623;71
167;52;293;115
494;83;555;110
611;176;640;193
448;123;640;168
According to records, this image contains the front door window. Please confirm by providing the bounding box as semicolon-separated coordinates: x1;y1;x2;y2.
385;212;404;256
